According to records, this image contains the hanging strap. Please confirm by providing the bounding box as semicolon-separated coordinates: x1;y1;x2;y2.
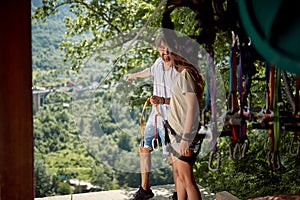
237;41;250;159
207;51;221;172
139;98;151;147
228;35;249;161
271;67;281;170
152;105;161;150
228;35;239;160
289;76;300;156
265;65;276;168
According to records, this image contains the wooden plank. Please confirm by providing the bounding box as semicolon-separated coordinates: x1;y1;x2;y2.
0;1;34;199
216;191;240;200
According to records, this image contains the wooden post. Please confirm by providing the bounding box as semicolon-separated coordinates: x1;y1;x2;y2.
216;191;240;200
0;1;34;200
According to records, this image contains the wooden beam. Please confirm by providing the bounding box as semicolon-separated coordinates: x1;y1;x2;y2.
0;1;34;200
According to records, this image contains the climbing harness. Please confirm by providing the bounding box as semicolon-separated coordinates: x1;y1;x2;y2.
226;33;250;161
260;65;283;171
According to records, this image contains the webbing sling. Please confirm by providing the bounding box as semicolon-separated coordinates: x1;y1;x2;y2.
139;98;161;150
228;35;249;161
289;76;300;156
207;51;221;172
152;105;161;150
228;37;240;161
139;98;151;147
236;41;250;160
270;67;282;170
264;65;276;168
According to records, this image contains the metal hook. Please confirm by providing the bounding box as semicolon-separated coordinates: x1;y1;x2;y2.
240;138;250;159
229;142;240;161
247;37;252;46
208;150;221;172
152;138;160;151
289;137;300;156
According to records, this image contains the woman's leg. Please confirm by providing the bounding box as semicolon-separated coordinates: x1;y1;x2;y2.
175;155;202;200
171;155;187;200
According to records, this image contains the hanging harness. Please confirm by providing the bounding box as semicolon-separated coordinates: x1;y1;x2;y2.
261;65;282;171
163;120;204;165
226;34;250;161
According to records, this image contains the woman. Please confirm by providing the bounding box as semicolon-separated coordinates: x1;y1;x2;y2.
150;37;204;200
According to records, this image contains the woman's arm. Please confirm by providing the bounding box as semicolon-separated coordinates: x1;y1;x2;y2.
180;92;198;155
183;92;198;136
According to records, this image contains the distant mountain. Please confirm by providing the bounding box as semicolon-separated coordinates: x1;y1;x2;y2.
31;0;71;70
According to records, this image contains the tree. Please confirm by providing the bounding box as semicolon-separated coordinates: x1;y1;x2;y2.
32;0;163;72
34;157;58;197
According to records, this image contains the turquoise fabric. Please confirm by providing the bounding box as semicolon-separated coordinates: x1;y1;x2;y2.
239;0;300;74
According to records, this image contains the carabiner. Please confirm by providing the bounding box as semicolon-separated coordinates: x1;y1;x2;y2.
272;151;281;171
240;138;250;159
151;138;160;151
267;150;281;171
263;135;271;152
229;142;240;161
152;112;160;151
208;150;221;172
289;137;300;156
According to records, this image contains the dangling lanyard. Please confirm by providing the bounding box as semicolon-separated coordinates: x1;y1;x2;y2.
140;98;151;147
152;105;161;150
207;50;221;172
237;40;250;159
229;35;249;161
270;67;281;170
289;76;300;156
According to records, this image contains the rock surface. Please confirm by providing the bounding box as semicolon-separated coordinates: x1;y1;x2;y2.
35;184;216;200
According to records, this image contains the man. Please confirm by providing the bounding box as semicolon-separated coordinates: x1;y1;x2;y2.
126;32;178;200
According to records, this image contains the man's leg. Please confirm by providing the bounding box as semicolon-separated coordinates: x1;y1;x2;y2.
139;147;151;190
130;124;155;200
131;147;154;200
